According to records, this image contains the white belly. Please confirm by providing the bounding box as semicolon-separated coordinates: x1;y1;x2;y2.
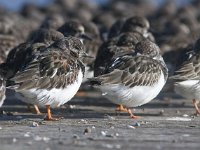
99;72;166;107
174;80;200;99
0;84;6;107
0;94;6;107
82;66;93;83
15;70;83;108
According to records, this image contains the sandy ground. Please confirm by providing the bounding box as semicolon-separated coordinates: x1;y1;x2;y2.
0;90;200;150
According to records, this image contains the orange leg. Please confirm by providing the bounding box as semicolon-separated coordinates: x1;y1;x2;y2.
192;99;200;115
33;105;42;115
116;105;128;112
44;105;60;121
27;104;41;115
127;109;140;119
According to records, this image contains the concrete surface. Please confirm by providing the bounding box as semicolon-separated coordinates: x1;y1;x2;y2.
0;90;200;150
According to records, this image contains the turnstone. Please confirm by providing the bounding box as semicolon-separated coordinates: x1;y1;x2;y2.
171;39;200;115
8;36;85;120
58;20;94;83
91;39;168;118
120;16;155;42
58;20;88;40
94;31;145;77
4;29;64;114
28;28;64;45
40;14;65;30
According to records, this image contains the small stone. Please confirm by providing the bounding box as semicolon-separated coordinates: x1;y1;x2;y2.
101;131;107;136
92;126;95;129
12;138;17;143
34;135;42;141
115;133;119;137
58;141;64;145
127;125;135;129
0;127;2;130
69;105;76;109
183;114;189;117
43;137;50;142
80;119;88;124
31;122;39;127
110;126;115;129
105;115;115;120
176;110;180;114
87;137;95;140
105;134;114;138
159;109;165;115
24;132;31;137
73;134;80;139
84;127;92;134
189;125;196;128
134;122;141;127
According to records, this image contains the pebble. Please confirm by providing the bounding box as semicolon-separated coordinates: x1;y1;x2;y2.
69;105;76;109
105;115;115;120
31;122;39;127
34;135;42;141
73;134;80;139
183;114;189;117
159;109;165;115
0;127;2;130
79;119;88;124
134;122;141;127
101;131;107;136
84;127;92;134
12;138;17;143
24;132;31;137
127;125;136;129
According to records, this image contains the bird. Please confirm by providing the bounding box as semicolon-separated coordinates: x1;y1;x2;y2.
170;38;200;115
2;29;65;114
90;39;168;119
7;36;85;120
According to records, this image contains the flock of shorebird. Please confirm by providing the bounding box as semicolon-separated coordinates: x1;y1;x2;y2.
0;0;200;120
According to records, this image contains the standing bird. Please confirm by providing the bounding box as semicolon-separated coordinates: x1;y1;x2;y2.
7;37;85;120
90;40;168;119
171;39;200;115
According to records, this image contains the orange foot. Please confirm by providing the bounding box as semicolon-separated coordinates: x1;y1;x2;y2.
33;105;42;115
27;104;42;115
44;105;61;121
127;109;140;119
116;105;128;112
192;99;200;116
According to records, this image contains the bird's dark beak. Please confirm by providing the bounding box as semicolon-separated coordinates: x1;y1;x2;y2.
80;34;92;41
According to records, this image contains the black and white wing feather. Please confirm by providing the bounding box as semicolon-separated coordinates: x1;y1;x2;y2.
171;54;200;81
11;48;84;90
91;55;167;87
